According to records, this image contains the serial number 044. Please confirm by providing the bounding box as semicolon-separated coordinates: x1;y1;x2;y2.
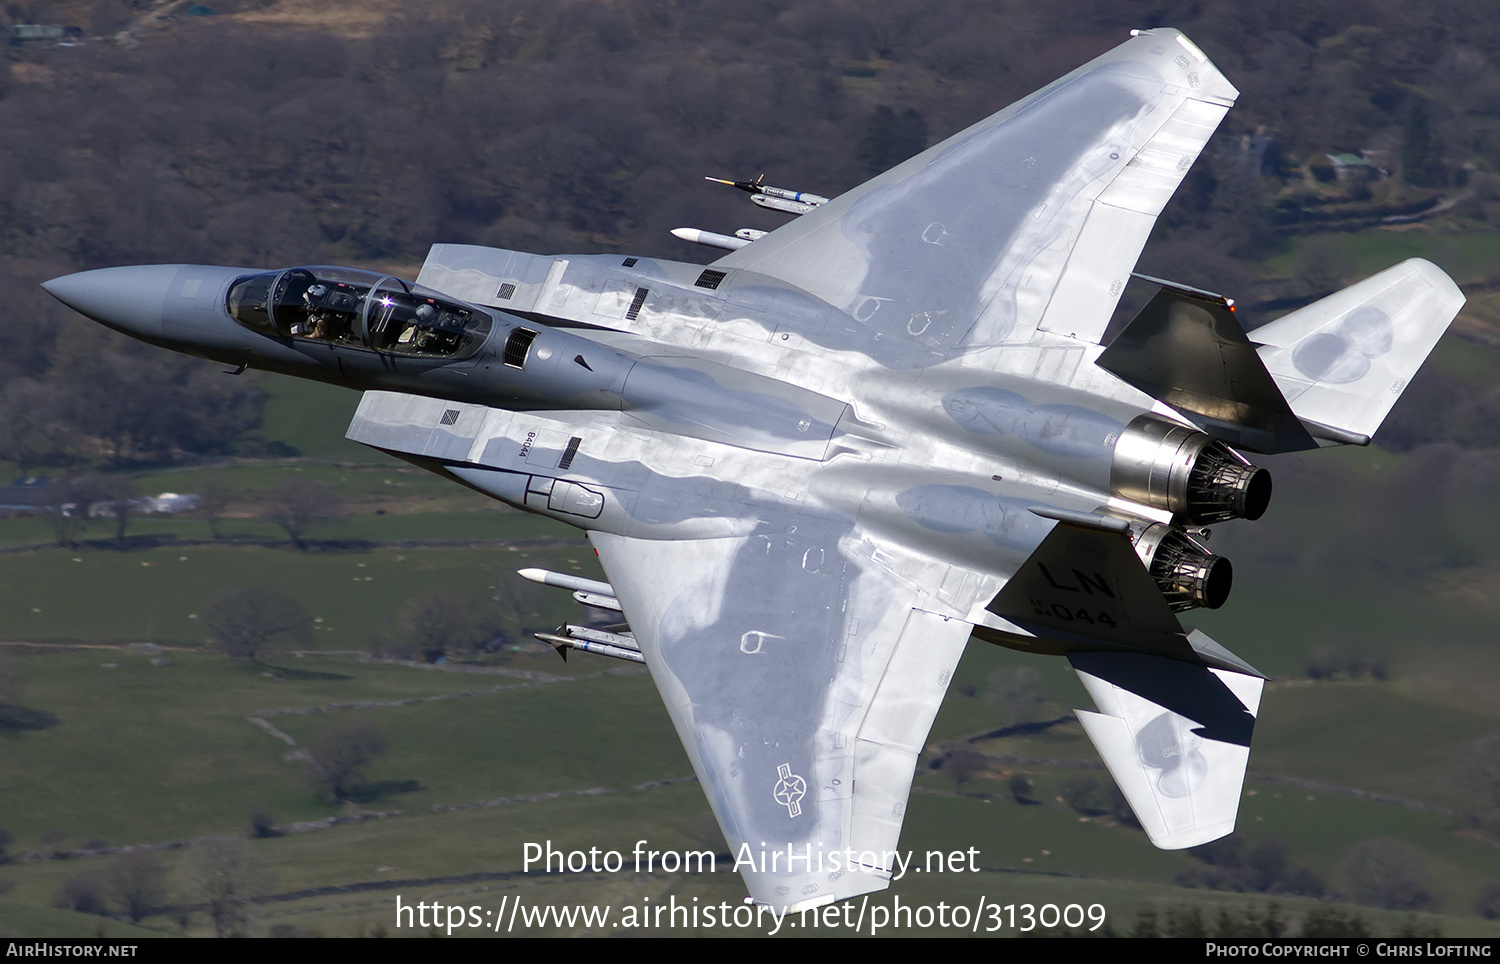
996;903;1106;932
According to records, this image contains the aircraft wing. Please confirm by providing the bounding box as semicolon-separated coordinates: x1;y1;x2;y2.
588;521;974;912
342;390;981;911
716;28;1238;354
1070;651;1263;849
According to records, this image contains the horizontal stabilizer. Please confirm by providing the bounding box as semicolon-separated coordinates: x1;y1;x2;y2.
987;520;1183;648
1251;259;1465;441
1069;650;1263;849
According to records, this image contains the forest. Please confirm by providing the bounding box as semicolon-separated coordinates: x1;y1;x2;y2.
3;0;1500;465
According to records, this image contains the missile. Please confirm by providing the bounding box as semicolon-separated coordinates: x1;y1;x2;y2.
517;568;614;597
560;623;639;651
735;228;768;241
517;567;625;611
534;631;645;664
705;175;830;208
535;622;641;666
670;227;750;251
751;195;817;215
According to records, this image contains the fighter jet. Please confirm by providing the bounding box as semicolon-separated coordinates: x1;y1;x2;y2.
42;28;1463;913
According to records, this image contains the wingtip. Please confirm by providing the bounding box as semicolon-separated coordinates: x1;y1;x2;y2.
1398;257;1468;305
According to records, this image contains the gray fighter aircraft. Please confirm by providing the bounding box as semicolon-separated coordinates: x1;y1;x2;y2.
42;28;1464;913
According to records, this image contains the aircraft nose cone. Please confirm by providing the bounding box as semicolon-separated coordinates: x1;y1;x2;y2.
41;264;185;339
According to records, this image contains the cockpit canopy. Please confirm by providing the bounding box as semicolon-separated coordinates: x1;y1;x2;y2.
226;267;493;359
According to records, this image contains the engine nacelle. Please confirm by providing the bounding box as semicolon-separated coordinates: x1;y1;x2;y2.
1133;523;1232;612
1111;415;1272;524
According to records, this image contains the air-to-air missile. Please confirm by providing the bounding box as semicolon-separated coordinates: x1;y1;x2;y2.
519;569;641;662
517;568;624;613
533;628;644;664
705;175;830;215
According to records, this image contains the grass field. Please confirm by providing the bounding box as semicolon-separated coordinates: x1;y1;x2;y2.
0;543;596;645
4;617;1499;936
0;649;670;848
1261;230;1500;287
250;377;380;463
6;719;1500;937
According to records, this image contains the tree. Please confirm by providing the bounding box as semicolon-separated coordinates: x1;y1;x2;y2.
1180;836;1324;896
95;475;143;546
108;851;167;924
178;836;273;938
262;477;344;549
391;588;496;663
305;719;387;801
248;809;279;839
201;586;313;659
1337;838;1439;912
44;476;93;548
49;339;266;465
0;378;75;473
1402;99;1444;188
195;477;238;541
945;745;988;793
52;872;110;916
